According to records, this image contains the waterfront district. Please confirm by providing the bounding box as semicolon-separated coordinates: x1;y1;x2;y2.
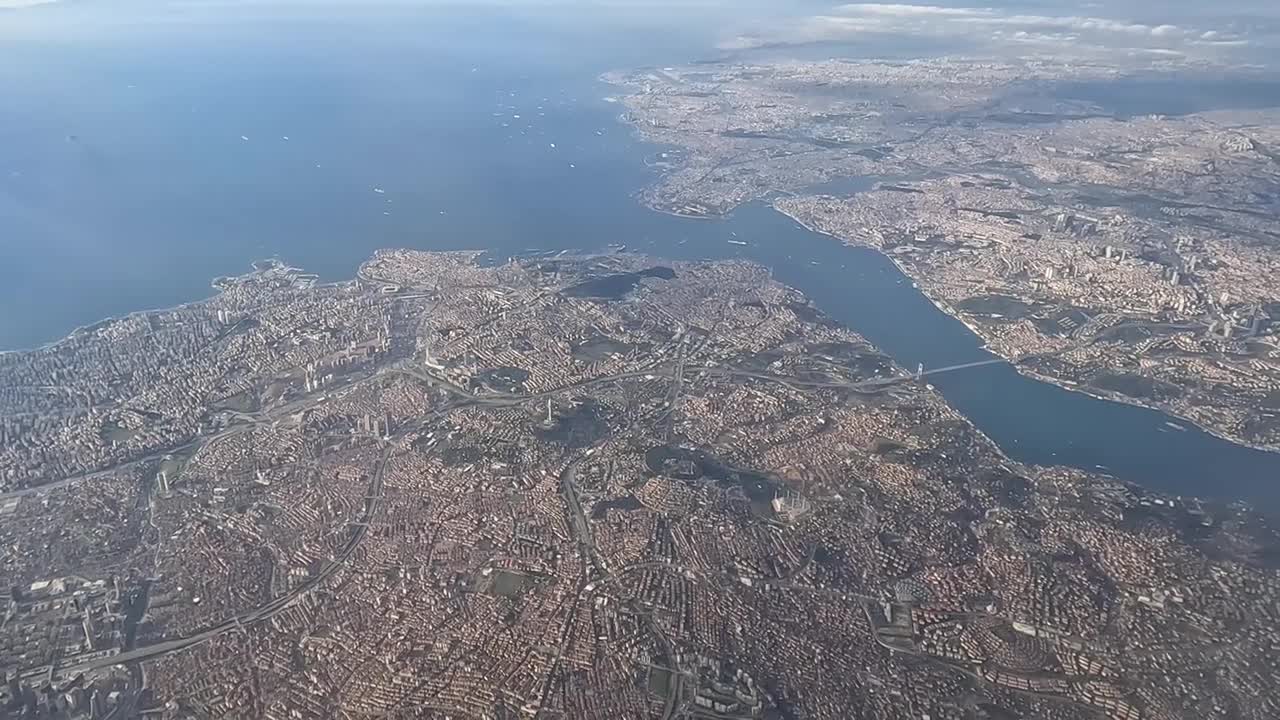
607;58;1280;452
3;250;1280;719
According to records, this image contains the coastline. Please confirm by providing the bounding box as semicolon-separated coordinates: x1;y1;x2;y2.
0;280;233;358
0;258;318;358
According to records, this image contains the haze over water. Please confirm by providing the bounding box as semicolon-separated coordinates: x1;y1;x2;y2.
4;0;1280;507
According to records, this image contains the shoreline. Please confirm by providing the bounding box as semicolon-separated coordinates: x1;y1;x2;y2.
0;258;343;358
716;201;1238;505
601;70;1280;460
2;231;1275;511
0;277;237;358
769;202;1280;458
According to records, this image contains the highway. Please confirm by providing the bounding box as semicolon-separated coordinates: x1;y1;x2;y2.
31;350;1010;679
556;450;698;720
4;348;1004;506
0;435;212;503
52;441;394;676
0;360;390;504
695;356;1006;393
559;460;603;576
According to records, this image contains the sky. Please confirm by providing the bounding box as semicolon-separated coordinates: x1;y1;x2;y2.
720;1;1280;65
4;0;1279;67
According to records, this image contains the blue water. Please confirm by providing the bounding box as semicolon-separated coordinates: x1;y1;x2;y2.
0;2;711;347
704;206;1280;508
3;1;1279;507
1058;75;1280;117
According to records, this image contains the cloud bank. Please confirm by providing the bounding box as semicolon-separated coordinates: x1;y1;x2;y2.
720;1;1273;62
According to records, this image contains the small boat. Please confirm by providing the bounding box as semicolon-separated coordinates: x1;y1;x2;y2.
1164;421;1187;432
727;239;748;246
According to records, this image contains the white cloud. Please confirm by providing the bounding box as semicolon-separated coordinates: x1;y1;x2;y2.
731;2;1257;59
982;15;1181;38
0;0;58;7
829;5;1189;38
1195;38;1250;47
834;3;987;17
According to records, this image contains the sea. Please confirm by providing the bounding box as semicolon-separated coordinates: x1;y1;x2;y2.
3;1;1279;507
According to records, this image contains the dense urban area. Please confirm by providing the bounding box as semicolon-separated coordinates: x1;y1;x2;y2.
606;58;1280;451
3;250;1279;719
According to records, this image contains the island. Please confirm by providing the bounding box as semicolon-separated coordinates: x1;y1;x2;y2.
2;250;1278;719
605;58;1280;452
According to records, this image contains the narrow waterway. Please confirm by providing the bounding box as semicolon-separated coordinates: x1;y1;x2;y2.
4;2;1279;509
665;203;1280;508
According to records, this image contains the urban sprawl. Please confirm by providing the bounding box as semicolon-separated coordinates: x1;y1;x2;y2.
2;250;1279;719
